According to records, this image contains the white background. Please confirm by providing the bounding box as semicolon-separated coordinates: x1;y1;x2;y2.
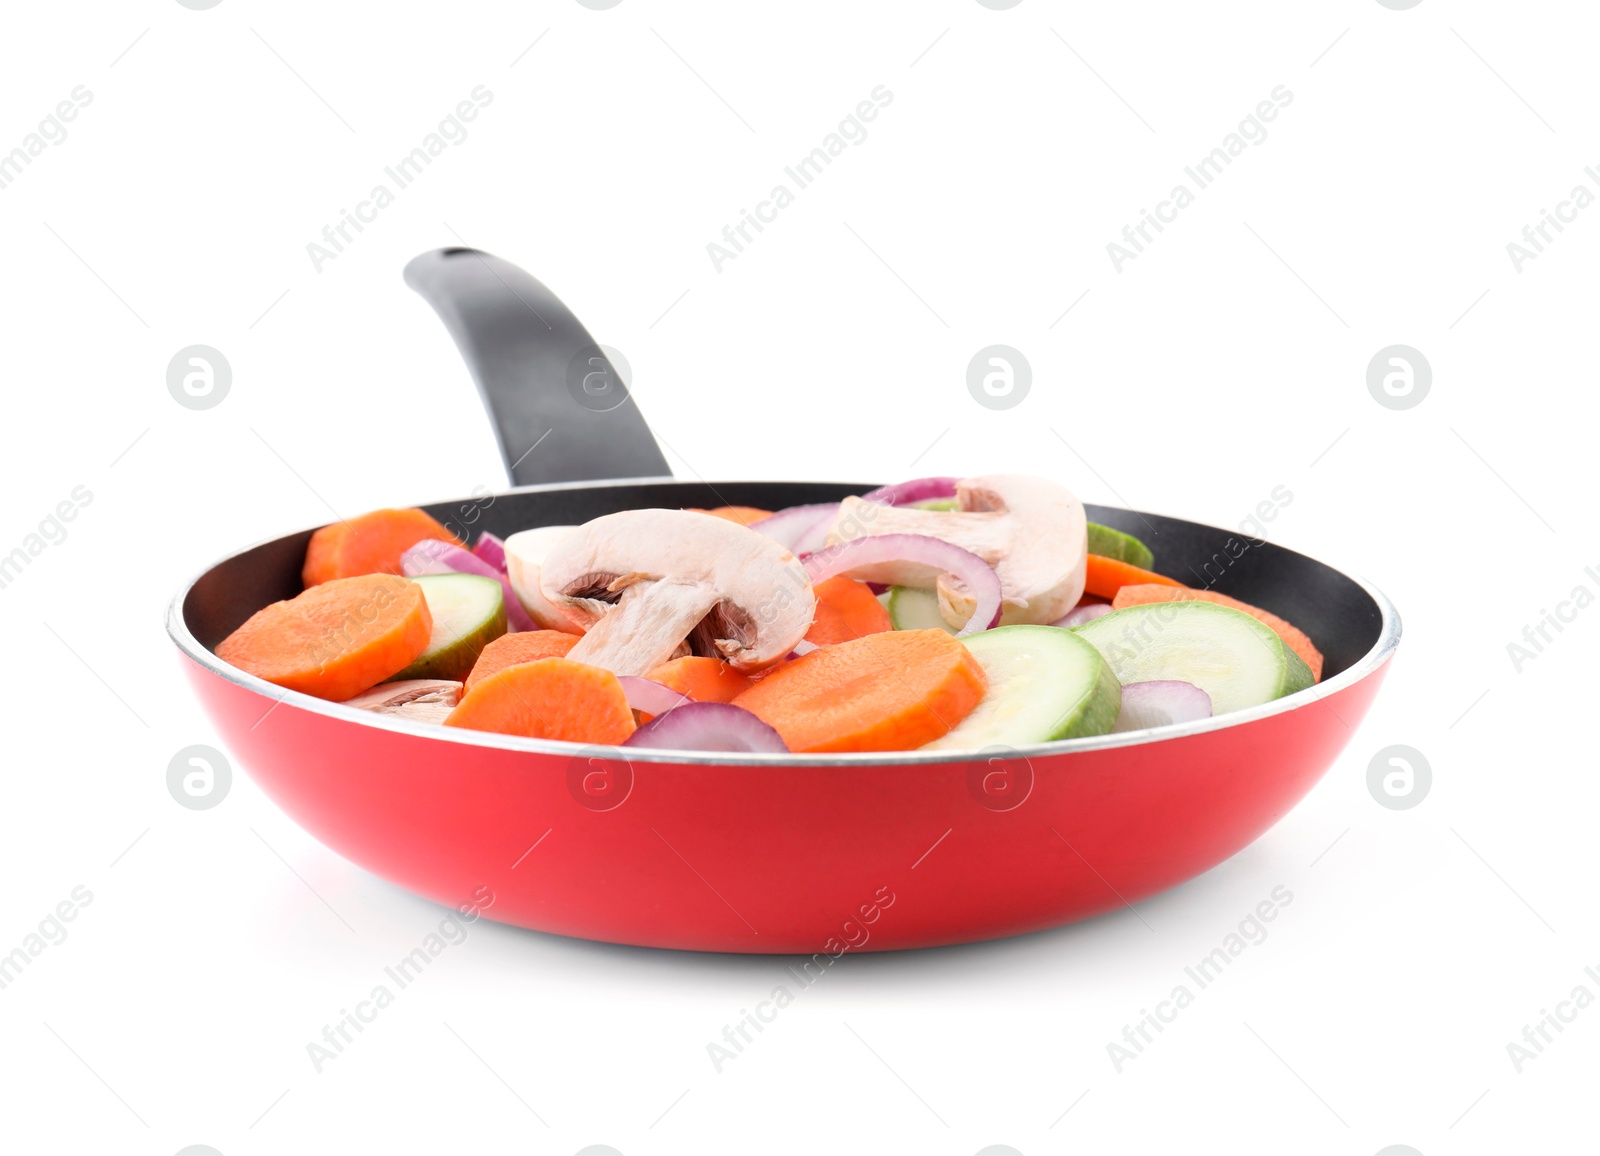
1;1;1595;1154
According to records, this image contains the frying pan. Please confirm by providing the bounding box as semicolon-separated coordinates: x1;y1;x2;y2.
168;249;1400;954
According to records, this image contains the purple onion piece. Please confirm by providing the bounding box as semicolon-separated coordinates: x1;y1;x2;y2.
803;533;1002;636
401;538;493;578
748;503;841;553
472;532;508;573
624;702;790;754
1113;680;1213;733
858;477;960;507
792;508;841;556
400;539;537;633
1053;602;1115;628
617;676;693;718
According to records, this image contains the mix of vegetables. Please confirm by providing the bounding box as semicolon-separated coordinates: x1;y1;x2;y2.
213;476;1324;755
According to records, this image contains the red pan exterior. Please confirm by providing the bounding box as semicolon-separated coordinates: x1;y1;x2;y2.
183;653;1390;954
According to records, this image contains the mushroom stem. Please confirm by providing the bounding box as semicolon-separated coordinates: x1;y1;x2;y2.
566;579;722;676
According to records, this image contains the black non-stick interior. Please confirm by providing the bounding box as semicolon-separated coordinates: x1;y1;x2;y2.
181;481;1384;681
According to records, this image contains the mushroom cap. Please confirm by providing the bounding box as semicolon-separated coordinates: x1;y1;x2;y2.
341;679;462;725
942;474;1086;624
540;509;816;669
825;474;1086;626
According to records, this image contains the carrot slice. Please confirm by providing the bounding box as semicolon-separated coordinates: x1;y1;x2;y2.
645;655;752;703
804;576;894;647
216;574;432;701
1083;554;1184;600
303;508;461;587
444;657;635;743
1113;584;1324;682
731;629;987;753
465;630;579;692
687;506;773;526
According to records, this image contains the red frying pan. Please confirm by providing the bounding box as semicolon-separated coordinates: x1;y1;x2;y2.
168;249;1400;954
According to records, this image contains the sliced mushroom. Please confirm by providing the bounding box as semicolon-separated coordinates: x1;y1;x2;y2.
342;679;463;725
824;474;1087;627
540;509;815;676
503;525;586;633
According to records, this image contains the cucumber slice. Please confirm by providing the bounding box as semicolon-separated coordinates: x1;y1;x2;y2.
1074;601;1312;716
910;498;958;511
887;583;1041;632
922;625;1121;750
1086;522;1154;569
886;585;958;635
393;574;507;682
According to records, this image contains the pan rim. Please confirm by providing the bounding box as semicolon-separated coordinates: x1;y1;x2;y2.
166;479;1401;768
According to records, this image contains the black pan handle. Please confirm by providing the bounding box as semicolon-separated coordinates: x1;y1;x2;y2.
403;248;673;486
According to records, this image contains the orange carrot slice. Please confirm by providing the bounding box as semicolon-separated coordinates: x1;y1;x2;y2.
731;629;987;753
444;657;635;743
645;655;752;703
465;630;579;692
1113;583;1324;682
1083;554;1184;600
216;574;432;701
687;506;774;526
804;576;894;647
303;508;461;587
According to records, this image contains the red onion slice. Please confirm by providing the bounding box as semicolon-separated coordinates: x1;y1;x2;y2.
859;476;959;507
402;538;494;579
748;503;840;553
472;532;508;573
751;482;960;561
804;533;1001;637
1053;602;1114;628
401;540;537;633
1113;680;1213;733
624;701;790;753
792;512;839;557
617;676;692;717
